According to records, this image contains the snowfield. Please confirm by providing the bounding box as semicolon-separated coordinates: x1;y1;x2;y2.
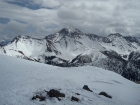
0;54;140;105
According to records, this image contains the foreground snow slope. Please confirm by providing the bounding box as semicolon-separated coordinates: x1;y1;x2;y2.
0;55;140;105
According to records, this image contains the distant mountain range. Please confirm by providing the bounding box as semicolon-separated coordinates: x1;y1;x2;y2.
0;40;10;46
0;26;140;81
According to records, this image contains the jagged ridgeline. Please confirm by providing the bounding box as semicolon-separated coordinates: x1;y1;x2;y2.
0;26;140;81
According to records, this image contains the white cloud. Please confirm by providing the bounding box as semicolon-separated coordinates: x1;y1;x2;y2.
0;0;140;40
34;0;60;8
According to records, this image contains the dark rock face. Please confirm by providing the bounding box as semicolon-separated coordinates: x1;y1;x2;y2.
86;34;101;41
32;95;46;101
32;96;36;100
124;36;140;45
99;92;112;98
101;51;123;60
3;48;6;54
83;85;93;92
71;54;92;64
102;37;111;43
45;56;68;66
100;51;126;73
47;89;65;98
108;33;123;37
71;96;79;102
32;89;65;102
122;51;140;81
75;93;80;95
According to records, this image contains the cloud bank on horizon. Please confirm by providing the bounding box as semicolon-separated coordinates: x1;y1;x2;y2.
0;0;140;41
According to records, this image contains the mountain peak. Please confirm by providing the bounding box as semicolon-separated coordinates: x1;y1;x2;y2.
108;33;123;37
64;26;75;30
10;35;32;43
59;26;84;35
15;35;28;39
64;26;78;32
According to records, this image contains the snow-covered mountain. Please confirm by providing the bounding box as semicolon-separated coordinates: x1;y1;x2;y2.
0;26;140;81
0;54;140;105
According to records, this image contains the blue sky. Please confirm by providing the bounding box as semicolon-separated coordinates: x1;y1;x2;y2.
6;0;41;10
0;0;140;41
0;17;10;24
5;0;60;10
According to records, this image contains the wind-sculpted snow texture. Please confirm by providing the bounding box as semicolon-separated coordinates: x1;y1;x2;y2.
0;26;140;80
0;55;140;105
